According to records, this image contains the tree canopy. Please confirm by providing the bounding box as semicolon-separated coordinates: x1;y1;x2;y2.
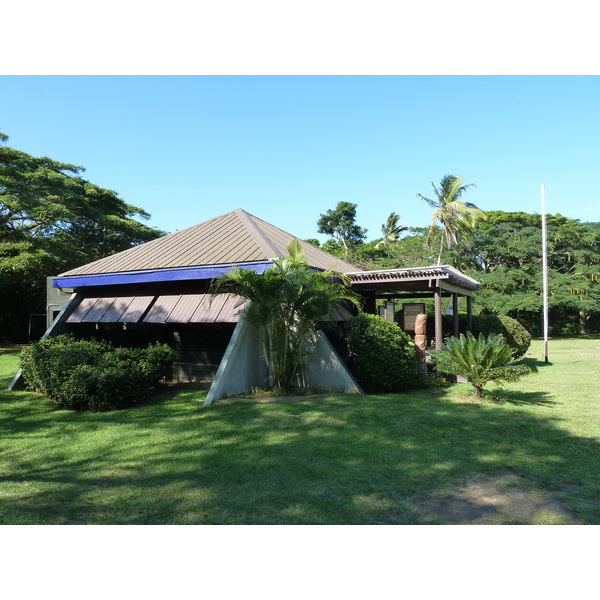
0;132;164;341
317;201;367;257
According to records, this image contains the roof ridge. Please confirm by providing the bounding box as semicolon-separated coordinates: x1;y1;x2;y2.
234;209;282;260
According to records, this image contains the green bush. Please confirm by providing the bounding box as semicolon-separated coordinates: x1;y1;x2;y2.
20;335;175;411
441;314;531;359
345;313;420;393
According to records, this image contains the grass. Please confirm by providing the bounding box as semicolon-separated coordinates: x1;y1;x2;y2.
1;338;600;524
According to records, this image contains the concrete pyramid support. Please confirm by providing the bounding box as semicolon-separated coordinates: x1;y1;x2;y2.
205;319;362;406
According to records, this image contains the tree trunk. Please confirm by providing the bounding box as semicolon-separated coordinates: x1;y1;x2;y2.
437;234;445;265
340;236;349;258
579;310;590;335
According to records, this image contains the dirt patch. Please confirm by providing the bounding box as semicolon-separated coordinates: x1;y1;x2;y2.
218;395;315;404
0;345;26;354
405;471;578;524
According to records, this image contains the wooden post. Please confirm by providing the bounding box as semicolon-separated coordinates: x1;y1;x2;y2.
453;293;459;338
361;290;376;314
467;295;473;333
434;286;442;350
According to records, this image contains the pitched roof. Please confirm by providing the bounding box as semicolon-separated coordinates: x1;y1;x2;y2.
59;209;360;277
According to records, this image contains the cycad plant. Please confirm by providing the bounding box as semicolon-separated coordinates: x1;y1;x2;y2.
430;331;530;400
211;239;362;391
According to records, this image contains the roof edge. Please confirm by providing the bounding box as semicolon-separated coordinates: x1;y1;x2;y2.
53;261;274;289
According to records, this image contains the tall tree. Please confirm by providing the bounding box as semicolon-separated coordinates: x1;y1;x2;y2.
417;174;486;264
374;212;408;250
211;239;361;390
0;132;164;341
317;201;367;258
459;211;600;335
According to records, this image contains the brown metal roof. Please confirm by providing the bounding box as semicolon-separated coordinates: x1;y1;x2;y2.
65;292;356;325
66;294;247;324
67;296;155;323
59;209;360;277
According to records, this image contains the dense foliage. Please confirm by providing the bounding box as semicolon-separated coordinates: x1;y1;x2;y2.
466;212;600;335
20;335;175;411
431;332;531;400
0;132;164;342
345;313;419;393
317;201;367;258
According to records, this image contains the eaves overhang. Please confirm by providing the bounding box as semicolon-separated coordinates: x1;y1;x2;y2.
53;261;274;289
345;265;480;293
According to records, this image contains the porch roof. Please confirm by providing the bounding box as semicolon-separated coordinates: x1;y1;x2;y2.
346;265;480;295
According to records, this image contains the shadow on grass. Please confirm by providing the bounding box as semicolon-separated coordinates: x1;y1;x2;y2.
1;385;599;525
486;388;557;406
518;358;554;373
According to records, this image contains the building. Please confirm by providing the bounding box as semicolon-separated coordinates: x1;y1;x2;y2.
9;209;479;402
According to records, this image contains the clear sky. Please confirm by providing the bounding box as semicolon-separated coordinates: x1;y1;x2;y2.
1;75;598;244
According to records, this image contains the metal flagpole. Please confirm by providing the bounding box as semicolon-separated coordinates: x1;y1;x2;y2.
541;184;549;363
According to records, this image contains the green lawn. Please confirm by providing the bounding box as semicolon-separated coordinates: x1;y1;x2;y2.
1;338;599;524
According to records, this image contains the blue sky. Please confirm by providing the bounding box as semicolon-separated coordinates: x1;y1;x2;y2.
1;75;598;244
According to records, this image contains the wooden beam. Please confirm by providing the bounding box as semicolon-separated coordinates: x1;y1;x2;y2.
438;280;473;296
361;290;377;314
434;286;442;350
453;293;459;338
467;295;473;332
375;293;436;299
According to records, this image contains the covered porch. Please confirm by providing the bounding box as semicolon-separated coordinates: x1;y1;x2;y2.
346;265;480;350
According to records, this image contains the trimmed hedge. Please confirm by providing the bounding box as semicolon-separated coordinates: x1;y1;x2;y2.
20;335;175;411
346;313;419;393
440;314;532;359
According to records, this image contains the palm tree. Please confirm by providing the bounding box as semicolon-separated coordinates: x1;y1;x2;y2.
374;212;408;250
417;175;486;265
210;239;361;391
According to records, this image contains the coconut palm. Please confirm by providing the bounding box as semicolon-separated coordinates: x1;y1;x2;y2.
210;239;362;391
374;212;408;250
417;175;486;265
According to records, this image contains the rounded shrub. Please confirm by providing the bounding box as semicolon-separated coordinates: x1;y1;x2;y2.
345;313;419;393
440;314;531;360
20;335;175;411
479;315;532;360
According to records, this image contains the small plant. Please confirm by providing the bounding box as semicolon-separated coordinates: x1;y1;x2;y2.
430;331;531;400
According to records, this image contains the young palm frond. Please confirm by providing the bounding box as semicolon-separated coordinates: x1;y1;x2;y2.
374;212;408;250
431;331;530;400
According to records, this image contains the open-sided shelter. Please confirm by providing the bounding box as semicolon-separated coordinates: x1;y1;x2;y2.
346;265;480;349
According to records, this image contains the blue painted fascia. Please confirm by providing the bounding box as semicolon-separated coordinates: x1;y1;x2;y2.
53;261;274;289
